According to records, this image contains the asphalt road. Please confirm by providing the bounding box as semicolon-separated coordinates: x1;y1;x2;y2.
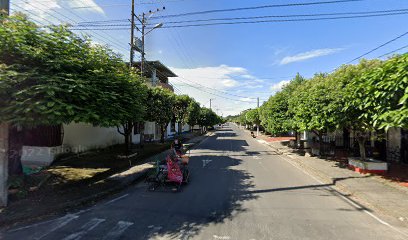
3;124;408;240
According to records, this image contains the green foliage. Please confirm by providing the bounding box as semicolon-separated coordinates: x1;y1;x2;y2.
245;108;260;125
259;73;305;135
0;14;146;128
198;107;222;127
173;94;192;126
352;54;408;129
186;99;201;127
145;87;176;126
343;59;384;132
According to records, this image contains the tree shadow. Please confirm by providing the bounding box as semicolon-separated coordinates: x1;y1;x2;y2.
116;154;258;239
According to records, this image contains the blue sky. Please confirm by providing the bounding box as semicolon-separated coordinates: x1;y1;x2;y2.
10;0;408;116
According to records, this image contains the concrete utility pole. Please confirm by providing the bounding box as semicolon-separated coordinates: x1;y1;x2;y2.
209;98;215;110
0;0;9;207
129;0;135;69
134;7;164;78
140;12;145;77
0;0;9;16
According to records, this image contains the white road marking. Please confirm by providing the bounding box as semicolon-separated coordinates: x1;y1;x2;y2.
8;214;78;235
213;235;231;239
202;159;212;168
102;221;134;240
103;194;129;205
62;218;105;240
252;156;260;159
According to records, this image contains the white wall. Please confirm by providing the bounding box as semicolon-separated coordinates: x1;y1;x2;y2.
62;123;124;152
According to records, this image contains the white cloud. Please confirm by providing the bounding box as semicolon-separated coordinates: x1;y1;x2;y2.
68;0;104;14
279;48;344;65
239;97;255;102
270;80;290;92
169;65;260;116
12;0;105;24
221;79;238;87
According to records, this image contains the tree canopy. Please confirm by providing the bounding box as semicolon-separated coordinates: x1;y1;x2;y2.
0;14;146;127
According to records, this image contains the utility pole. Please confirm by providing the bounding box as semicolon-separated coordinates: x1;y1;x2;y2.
0;0;9;16
210;99;212;110
0;0;9;207
129;0;135;69
140;12;145;77
134;7;164;78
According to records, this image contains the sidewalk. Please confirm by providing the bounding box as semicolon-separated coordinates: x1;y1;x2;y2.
0;132;210;228
254;134;408;228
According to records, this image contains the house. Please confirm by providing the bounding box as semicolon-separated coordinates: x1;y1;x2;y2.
20;60;190;166
132;60;190;140
303;127;408;164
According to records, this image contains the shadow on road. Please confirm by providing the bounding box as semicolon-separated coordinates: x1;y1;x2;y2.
130;152;258;239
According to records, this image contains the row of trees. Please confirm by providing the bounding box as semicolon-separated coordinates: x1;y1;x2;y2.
0;14;222;174
229;54;408;160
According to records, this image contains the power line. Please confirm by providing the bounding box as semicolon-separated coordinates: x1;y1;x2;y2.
151;8;408;25
68;11;408;30
377;44;408;58
11;1;129;53
160;12;408;29
346;30;408;63
163;28;261;100
174;77;258;103
74;6;396;26
73;0;367;25
150;0;363;19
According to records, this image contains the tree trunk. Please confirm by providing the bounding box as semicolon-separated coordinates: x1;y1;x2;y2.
124;133;130;155
160;124;166;143
8;125;23;175
178;122;182;135
139;122;145;149
357;136;367;161
117;121;134;155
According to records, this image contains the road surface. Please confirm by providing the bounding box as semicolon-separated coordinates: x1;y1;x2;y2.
3;124;408;239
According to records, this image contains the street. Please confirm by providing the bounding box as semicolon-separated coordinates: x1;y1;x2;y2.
3;124;407;240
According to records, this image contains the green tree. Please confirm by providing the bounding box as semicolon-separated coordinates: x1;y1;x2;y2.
259;73;305;138
173;94;192;134
198;107;221;129
0;14;147;171
359;54;408;129
186;99;201;130
145;87;175;143
343;58;401;160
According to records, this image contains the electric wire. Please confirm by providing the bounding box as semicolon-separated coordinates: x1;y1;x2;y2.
377;44;408;58
150;0;363;19
72;7;404;26
10;1;129;53
68;12;408;30
346;31;408;63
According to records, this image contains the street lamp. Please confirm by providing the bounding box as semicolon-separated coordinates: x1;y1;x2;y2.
145;23;163;35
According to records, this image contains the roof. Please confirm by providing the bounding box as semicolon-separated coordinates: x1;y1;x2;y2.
133;60;178;78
